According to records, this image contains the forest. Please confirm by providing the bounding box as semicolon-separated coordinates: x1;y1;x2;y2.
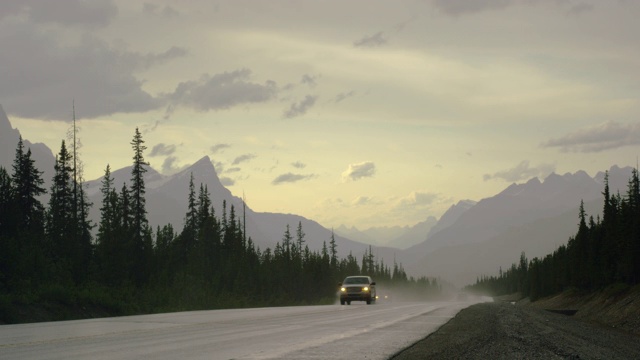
467;170;640;301
0;128;440;323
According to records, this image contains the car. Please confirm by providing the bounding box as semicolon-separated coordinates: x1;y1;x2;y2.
338;276;376;305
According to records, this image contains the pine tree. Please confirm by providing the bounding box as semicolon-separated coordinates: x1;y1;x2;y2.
47;140;75;282
130;127;149;239
11;137;46;233
96;165;125;285
129;127;151;286
180;172;198;263
0;167;13;237
282;224;292;260
329;229;338;271
296;221;305;256
10;137;47;288
0;167;13;289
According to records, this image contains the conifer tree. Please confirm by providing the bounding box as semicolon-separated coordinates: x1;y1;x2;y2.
0;167;13;289
129;127;151;286
329;229;338;271
47;141;75;281
10;137;47;287
180;172;198;262
296;221;305;257
282;224;292;260
130;127;149;239
0;167;13;237
96;165;125;285
11;137;46;233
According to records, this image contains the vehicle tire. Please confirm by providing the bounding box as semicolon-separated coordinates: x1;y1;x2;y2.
347;301;351;305
340;300;345;305
366;298;371;305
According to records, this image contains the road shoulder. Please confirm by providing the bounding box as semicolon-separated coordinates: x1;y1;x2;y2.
391;301;640;359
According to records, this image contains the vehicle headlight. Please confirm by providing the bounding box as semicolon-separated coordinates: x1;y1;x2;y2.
341;287;346;292
363;286;369;292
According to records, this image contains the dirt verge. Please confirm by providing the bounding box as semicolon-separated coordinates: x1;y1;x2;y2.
391;301;640;359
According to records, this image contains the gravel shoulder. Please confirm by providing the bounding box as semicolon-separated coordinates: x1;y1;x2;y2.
391;301;640;359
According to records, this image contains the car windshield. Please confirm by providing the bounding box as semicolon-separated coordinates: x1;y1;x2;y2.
344;277;369;285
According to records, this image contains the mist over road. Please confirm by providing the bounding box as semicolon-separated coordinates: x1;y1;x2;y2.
0;300;487;359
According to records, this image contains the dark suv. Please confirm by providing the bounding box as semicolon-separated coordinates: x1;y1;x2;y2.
339;276;376;305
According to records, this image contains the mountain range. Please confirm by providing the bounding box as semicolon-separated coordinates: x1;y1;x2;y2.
0;104;634;287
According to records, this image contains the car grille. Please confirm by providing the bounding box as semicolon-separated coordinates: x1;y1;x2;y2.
347;287;363;293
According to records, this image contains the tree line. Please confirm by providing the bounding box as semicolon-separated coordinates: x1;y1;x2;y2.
0;128;440;322
467;170;640;301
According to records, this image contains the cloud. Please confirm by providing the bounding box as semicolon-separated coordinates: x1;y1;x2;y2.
232;153;257;165
225;167;241;173
353;32;387;47
143;3;179;18
140;47;188;68
168;69;278;111
213;160;225;174
161;156;179;174
272;172;315;185
220;176;235;186
395;191;439;209
431;0;513;16
1;0;118;27
0;1;24;20
342;161;376;182
301;74;317;87
210;143;231;154
291;161;306;169
351;196;374;206
0;22;186;120
284;95;317;118
431;0;595;17
334;91;356;103
566;2;593;16
483;160;556;182
541;121;640;153
149;143;177;157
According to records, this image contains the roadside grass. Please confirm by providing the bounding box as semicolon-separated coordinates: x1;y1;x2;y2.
529;284;640;336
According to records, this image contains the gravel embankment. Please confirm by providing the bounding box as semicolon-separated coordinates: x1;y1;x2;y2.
391;301;640;359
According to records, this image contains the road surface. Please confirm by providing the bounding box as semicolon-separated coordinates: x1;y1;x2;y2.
0;299;486;359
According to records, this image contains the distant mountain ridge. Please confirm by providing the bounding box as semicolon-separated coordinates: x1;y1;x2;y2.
84;156;397;259
405;166;635;286
0;107;386;260
335;217;438;249
0;104;55;193
2;104;637;287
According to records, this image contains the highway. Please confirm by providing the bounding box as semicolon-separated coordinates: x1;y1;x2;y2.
0;299;486;359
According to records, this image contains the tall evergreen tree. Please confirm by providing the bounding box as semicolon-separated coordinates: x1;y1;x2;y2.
11;137;46;233
0;167;13;289
282;224;292;259
329;230;338;271
95;165;126;285
296;221;305;257
129;127;151;286
46;141;75;282
46;140;93;285
10;137;47;288
130;128;149;238
0;167;13;237
179;172;198;264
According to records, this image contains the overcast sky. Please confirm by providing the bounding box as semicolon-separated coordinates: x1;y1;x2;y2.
2;0;639;229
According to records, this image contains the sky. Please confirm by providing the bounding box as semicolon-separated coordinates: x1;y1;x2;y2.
1;0;640;230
